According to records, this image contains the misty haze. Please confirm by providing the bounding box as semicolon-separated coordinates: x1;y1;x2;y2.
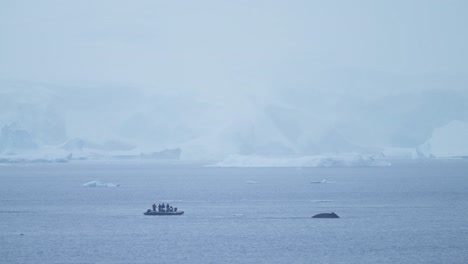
1;1;468;263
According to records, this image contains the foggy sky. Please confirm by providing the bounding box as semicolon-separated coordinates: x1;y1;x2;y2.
1;0;468;156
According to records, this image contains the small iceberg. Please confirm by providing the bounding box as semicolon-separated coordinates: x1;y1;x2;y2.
246;181;258;184
81;181;119;187
310;179;335;184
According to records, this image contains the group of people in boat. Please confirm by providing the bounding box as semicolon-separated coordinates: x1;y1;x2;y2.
152;202;177;212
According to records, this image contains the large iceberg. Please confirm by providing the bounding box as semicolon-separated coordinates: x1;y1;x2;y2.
417;120;468;158
208;153;391;167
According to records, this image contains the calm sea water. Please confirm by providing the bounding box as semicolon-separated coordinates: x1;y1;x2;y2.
1;160;468;264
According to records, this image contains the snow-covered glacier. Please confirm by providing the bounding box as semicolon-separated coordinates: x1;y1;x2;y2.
380;147;419;159
5;81;467;164
418;120;468;158
0;124;38;154
208;153;391;167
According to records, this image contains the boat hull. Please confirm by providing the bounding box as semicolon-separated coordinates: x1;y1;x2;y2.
144;211;184;216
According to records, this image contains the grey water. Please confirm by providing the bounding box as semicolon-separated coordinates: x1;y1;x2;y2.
1;160;468;264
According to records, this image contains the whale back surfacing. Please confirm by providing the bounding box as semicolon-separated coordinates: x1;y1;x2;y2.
312;212;339;218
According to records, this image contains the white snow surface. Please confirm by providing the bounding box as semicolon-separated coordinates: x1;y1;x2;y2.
208;153;391;167
418;120;468;158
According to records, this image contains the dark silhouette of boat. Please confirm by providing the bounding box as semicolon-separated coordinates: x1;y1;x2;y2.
144;209;184;216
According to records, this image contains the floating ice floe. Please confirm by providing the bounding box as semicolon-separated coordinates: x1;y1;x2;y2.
310;179;335;184
81;181;119;187
246;181;258;184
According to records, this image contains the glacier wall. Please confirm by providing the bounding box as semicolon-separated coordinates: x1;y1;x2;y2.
418;121;468;158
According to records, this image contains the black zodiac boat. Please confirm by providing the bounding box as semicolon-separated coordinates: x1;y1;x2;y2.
144;209;184;216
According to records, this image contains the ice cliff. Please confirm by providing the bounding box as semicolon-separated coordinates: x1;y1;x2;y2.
418;120;468;158
0;124;38;154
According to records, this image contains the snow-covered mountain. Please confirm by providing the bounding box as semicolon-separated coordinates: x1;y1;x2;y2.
2;80;468;164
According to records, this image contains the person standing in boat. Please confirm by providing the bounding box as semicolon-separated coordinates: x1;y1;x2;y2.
152;203;156;211
166;203;170;211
